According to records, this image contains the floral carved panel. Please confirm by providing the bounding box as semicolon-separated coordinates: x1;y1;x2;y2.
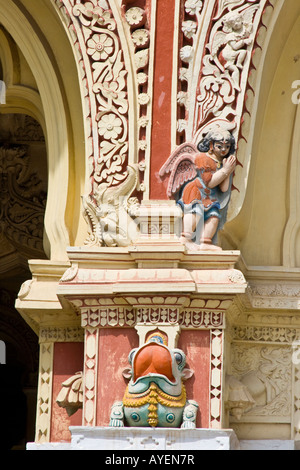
53;0;153;247
178;0;273;141
176;0;275;219
52;0;278;243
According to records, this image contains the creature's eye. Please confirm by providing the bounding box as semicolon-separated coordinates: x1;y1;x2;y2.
173;349;186;369
128;348;138;365
131;412;140;423
174;352;183;365
166;413;175;424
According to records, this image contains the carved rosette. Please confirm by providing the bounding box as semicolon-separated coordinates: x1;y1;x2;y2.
122;0;151;174
177;0;204;137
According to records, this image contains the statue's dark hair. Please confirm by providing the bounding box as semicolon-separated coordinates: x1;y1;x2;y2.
197;130;236;155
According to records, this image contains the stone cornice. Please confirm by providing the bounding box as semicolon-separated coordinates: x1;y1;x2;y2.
16;247;247;334
236;255;300;311
66;245;242;270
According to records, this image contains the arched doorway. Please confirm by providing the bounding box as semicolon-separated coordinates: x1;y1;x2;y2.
0;112;47;449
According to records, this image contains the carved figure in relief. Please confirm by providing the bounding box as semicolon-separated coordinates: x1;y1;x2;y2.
229;346;292;419
209;8;256;90
109;332;198;428
159;127;236;250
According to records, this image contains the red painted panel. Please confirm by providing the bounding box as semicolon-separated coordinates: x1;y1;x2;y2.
51;342;84;442
96;328;139;426
150;0;176;199
177;330;211;428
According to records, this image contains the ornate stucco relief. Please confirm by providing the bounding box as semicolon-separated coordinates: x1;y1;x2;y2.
247;282;300;310
225;291;300;436
175;0;275;220
35;342;54;443
0;145;46;256
52;0;279;246
229;344;292;421
53;0;156;247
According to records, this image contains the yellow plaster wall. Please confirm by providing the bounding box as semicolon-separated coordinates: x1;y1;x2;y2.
18;0;88;249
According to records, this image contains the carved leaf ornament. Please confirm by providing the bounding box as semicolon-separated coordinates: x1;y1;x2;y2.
73;1;129;189
56;371;83;417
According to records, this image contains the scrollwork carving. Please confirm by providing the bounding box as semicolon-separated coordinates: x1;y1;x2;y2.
197;4;257;127
177;0;204;136
177;0;273;189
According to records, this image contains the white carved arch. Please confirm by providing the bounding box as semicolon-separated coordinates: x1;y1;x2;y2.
0;27;45;124
0;0;72;260
242;0;300;267
226;0;284;223
0;28;16;86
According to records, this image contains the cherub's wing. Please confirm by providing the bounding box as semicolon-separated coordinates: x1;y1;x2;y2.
159;142;198;178
159;142;198;198
242;4;259;28
168;154;197;198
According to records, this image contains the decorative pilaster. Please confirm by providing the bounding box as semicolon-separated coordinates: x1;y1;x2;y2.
35;342;54;443
210;329;224;428
83;328;99;427
35;327;84;443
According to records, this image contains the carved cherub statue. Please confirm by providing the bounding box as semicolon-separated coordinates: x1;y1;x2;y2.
210;7;257;89
159;127;236;251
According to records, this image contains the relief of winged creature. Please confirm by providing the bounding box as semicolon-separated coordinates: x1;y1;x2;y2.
208;6;258;91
